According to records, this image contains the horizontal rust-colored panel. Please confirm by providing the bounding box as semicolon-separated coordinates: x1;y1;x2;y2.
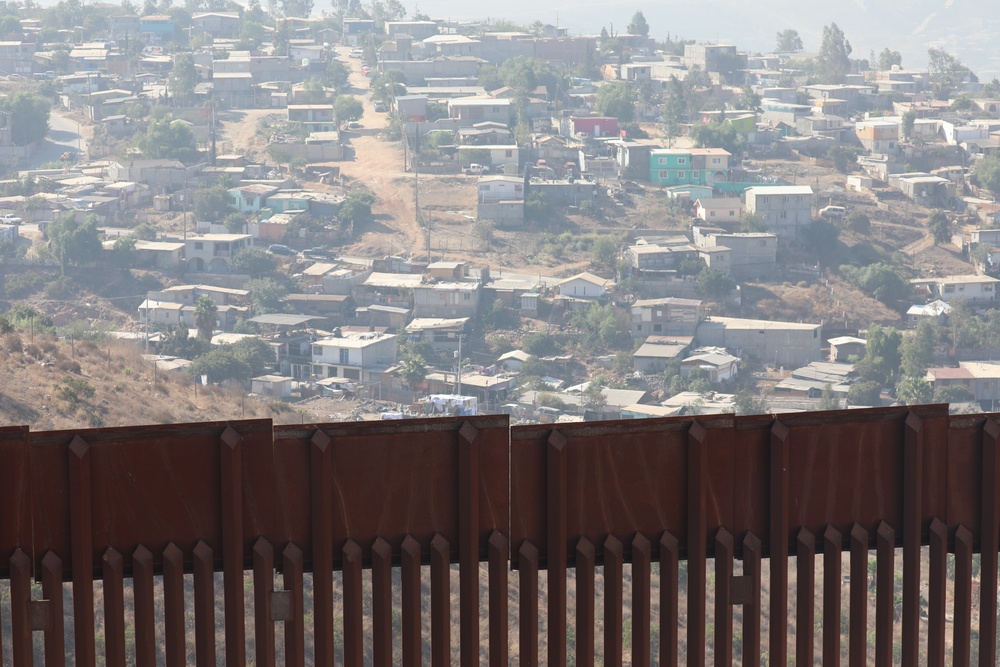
29;419;273;576
274;414;509;567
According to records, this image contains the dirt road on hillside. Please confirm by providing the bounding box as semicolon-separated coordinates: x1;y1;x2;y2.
332;47;426;259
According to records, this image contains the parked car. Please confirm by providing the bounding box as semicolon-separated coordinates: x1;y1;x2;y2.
373;101;387;112
268;244;296;256
349;48;364;58
0;213;22;224
303;247;333;259
462;163;489;176
346;121;363;130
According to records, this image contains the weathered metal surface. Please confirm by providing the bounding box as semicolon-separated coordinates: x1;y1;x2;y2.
2;407;1000;664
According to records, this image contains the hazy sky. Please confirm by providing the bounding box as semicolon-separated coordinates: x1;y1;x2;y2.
408;0;1000;78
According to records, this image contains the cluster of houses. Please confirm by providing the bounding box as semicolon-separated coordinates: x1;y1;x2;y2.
5;8;1000;421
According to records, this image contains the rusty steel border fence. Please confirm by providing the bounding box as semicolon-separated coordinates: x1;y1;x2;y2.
0;404;999;665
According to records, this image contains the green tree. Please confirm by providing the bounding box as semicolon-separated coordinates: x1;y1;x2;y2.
111;235;137;269
230;246;277;276
595;83;638;123
897;376;933;405
473;219;495;248
804;219;841;268
815;23;852;83
230;336;276;377
193;295;218;340
817;384;840;410
975;155;1000;198
326;60;351;90
877;48;902;70
661;75;686;146
524;192;551;223
689;120;746;155
333;95;364;125
733;389;768;416
900;320;936;379
169;52;197;104
846;210;871;234
193;184;232;222
854;323;902;387
398;349;427;388
828;145;861;173
159;326;209;359
48;213;102;273
901;109;916;140
187;345;250;384
245;276;288;315
928;211;951;245
522;332;559;356
590;235;619;275
136;117;200;162
775;29;803;52
842;262;908;304
927;47;973;100
697;267;735;302
626;11;648;37
280;0;313;18
933;383;974;404
572;303;628;350
133;222;158;240
337;190;374;232
1;91;51;146
847;380;882;406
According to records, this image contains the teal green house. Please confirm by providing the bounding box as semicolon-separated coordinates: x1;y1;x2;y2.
649;148;731;188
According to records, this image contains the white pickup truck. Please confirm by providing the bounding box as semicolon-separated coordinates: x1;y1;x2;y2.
0;213;22;224
462;163;489;176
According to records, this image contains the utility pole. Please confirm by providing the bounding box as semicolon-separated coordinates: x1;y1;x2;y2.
456;333;464;396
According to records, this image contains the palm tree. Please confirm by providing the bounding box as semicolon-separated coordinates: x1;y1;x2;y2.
193;295;218;341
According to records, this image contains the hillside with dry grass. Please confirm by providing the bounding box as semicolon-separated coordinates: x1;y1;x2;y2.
0;331;300;430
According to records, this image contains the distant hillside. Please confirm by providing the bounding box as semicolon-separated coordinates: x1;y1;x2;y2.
0;331;296;430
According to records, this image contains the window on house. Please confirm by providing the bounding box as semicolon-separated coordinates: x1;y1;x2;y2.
194;242;203;250
677;157;687;165
692;171;700;179
780;211;787;219
343;368;360;380
653;324;662;332
312;345;321;356
712;157;720;164
339;349;350;364
464;292;471;300
505;150;513;158
710;211;716;217
658;170;670;179
678;171;685;179
944;285;955;293
729;211;735;216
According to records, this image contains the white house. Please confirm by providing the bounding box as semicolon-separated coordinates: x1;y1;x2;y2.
184;234;253;273
556;272;609;300
477;175;524;203
744;185;814;237
911;275;1000;304
694;198;742;222
311;331;397;383
680;350;739;383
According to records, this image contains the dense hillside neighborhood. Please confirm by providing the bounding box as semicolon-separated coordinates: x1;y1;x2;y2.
1;4;1000;427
